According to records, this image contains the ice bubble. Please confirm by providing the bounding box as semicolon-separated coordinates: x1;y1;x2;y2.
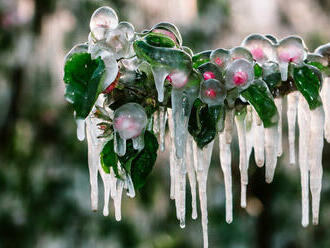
90;6;118;32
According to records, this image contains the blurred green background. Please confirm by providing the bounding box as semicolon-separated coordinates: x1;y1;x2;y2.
1;0;330;247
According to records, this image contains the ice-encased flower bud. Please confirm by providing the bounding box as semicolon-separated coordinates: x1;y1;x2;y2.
230;47;253;62
277;36;307;81
151;22;183;46
198;62;223;81
167;70;189;89
200;79;227;106
242;34;276;64
113;103;148;140
225;58;254;90
210;48;230;70
90;7;118;32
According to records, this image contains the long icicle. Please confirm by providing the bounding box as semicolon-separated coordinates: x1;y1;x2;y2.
264;125;278;183
287;91;299;164
186;135;198;219
252;109;265;167
234;112;248;208
274;97;283;157
195;141;214;248
309;105;325;225
219;109;234;224
321;77;330;142
167;109;176;200
298;94;311;227
159;106;168;152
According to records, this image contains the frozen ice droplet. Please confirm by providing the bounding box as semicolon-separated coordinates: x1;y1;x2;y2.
113;103;148;155
76;118;86;141
225;59;254;90
90;6;119;31
200;79;227;106
242;34;276;64
277;36;307;81
151;66;168;102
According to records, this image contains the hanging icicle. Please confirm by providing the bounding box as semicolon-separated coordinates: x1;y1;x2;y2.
287;91;299;164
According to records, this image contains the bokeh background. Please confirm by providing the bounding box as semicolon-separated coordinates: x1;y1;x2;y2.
1;0;330;247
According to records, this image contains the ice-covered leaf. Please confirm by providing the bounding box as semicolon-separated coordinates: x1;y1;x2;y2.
262;62;281;92
240;79;278;127
188;98;225;148
192;50;211;68
151;22;183;46
293;65;322;110
100;139;119;175
63;52;105;119
145;32;177;48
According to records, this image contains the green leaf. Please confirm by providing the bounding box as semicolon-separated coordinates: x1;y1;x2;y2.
240;79;278;127
254;64;263;78
100;140;119;176
100;131;159;189
145;32;176;48
293;65;322;110
188;99;224;148
63;53;105;119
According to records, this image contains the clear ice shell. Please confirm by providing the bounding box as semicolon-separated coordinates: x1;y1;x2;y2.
117;21;135;41
241;34;277;64
210;48;230;70
90;6;119;32
229;47;253;62
277;36;307;81
200;79;227;106
225;58;254;91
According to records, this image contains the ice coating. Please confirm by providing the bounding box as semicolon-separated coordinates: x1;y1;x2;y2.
287;91;298;164
321;78;330;142
200;79;227;106
242;34;276;64
277;36;307;81
64;43;88;62
219;109;234;223
234;112;248;208
229;47;253;62
113;103;147;155
105;27;131;59
210;48;230;70
90;6;118;33
226;59;254;90
274;97;283;156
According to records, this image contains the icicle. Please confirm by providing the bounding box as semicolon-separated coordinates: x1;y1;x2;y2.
132;135;144;151
151;66;168;102
321;77;330;142
159;106;168;152
298;94;311;227
309;105;324;225
86;116;101;211
287;91;299;164
98;164;112;216
153;110;160;134
114;179;124;221
264;125;278;183
167;109;176;200
195;141;214;248
274;97;283;157
124;174;136;198
252;109;265;167
114;132;126;156
76;118;86;141
235;113;248;208
245;106;254;162
186;135;197;220
224;109;234;144
219;110;234;224
279;62;289;81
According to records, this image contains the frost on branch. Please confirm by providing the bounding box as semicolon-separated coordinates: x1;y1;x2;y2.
63;6;330;248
